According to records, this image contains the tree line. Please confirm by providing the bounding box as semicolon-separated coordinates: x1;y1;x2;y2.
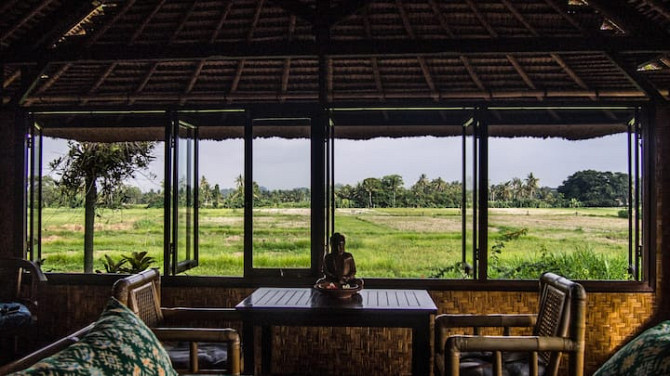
42;169;631;210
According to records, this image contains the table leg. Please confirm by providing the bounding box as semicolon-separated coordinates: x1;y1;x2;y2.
242;320;254;375
412;315;432;376
261;325;272;375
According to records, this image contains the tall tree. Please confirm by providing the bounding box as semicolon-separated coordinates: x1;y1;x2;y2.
381;174;404;207
50;141;155;273
557;170;628;207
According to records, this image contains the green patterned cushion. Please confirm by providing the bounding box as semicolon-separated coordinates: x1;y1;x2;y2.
593;320;670;376
10;297;177;376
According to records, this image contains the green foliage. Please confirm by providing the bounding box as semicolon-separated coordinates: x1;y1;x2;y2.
557;170;629;207
490;245;630;280
97;251;155;274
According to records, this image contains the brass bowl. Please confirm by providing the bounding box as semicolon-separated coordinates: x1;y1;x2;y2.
314;281;363;299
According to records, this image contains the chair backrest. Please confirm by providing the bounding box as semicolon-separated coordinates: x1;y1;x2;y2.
533;272;586;375
112;268;163;327
0;258;47;312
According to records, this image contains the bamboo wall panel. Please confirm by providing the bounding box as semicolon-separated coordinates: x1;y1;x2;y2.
29;284;656;376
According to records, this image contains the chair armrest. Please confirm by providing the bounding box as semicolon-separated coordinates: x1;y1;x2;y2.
436;314;537;328
446;335;579;353
435;314;537;353
152;327;241;376
161;307;242;323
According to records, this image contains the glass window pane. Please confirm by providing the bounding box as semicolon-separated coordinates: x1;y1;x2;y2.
487;120;632;280
333;123;465;279
252;121;311;269
192;129;244;276
176;124;196;270
40;133;164;273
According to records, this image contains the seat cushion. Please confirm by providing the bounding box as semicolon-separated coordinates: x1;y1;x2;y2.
163;342;229;370
9;297;178;376
0;302;32;331
458;352;546;376
593;320;670;376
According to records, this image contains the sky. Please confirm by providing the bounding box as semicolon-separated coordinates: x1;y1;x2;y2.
42;133;629;191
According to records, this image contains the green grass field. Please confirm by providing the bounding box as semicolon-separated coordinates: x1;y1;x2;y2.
39;206;632;280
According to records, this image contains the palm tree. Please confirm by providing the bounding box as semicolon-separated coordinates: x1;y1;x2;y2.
382;174;404;207
525;173;539;199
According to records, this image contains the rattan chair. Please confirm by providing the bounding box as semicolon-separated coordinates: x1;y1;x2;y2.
434;272;586;376
0;257;47;359
112;269;242;375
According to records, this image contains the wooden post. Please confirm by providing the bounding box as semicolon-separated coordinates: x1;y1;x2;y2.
655;103;670;315
0;110;27;259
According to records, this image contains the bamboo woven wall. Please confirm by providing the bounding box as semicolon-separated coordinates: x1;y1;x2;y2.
29;284;656;376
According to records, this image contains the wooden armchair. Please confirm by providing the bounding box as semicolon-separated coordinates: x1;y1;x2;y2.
0;257;47;359
434;272;586;376
112;269;242;375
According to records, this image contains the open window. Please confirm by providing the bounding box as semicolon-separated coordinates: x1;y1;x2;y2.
247;116;312;277
26;119;42;262
165;114;199;275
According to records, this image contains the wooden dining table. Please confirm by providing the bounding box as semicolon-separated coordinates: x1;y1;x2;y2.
235;287;437;375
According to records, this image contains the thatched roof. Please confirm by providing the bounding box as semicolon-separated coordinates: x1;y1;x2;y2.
3;0;669;137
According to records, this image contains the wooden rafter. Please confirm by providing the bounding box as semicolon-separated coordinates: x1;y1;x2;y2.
129;62;158;105
247;0;265;41
280;58;291;102
3;70;21;89
181;60;206;105
464;0;498;37
210;1;233;43
501;0;538;36
7;36;670;64
396;0;438;100
35;63;70;95
427;0;455;38
543;0;586;33
268;0;314;24
606;52;667;102
506;55;536;90
395;0;415;38
327;58;333;102
81;63;117;105
460;56;486;92
586;0;668;37
87;0;137;47
130;0;166;45
171;0;200;44
228;59;246;102
8;0;101;53
0;0;55;46
642;0;670;21
328;0;374;26
551;53;588;90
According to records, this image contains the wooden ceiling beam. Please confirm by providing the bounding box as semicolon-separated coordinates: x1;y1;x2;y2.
501;0;539;36
328;0;374;26
460;56;486;93
6;0;100;52
130;0;167;45
171;0;200;44
606;52;667;102
585;0;668;37
0;0;55;46
210;1;233;43
427;0;455;38
464;0;498;37
86;0;137;47
3;70;20;89
543;0;586;33
81;62;117;105
268;0;314;24
6;36;670;64
642;0;670;22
